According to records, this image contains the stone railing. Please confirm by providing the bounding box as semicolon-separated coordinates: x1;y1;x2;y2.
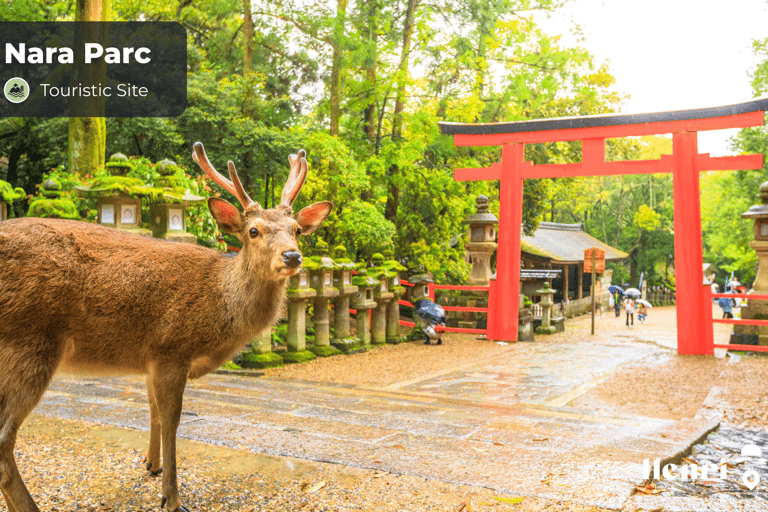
646;286;676;305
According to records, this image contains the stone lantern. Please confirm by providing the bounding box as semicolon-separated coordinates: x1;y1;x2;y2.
350;271;379;348
464;195;498;285
382;250;407;344
306;241;341;357
733;180;768;345
368;254;395;345
148;159;205;243
406;269;433;304
283;269;317;363
76;153;152;237
26;180;80;220
330;245;360;354
534;283;556;335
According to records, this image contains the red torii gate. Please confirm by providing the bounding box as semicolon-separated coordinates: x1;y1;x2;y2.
439;97;768;355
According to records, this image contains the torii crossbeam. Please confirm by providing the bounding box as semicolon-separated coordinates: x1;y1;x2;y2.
440;97;768;354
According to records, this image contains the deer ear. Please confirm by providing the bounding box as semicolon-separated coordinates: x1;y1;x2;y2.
295;201;333;236
208;197;244;237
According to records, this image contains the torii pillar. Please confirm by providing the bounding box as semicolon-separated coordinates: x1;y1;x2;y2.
441;97;768;354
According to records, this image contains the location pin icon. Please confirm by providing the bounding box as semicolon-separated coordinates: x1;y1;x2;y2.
743;470;760;490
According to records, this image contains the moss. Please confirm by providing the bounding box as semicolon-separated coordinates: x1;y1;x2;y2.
26;199;80;220
0;180;25;203
221;360;241;370
240;352;283;369
282;350;317;364
309;345;341;358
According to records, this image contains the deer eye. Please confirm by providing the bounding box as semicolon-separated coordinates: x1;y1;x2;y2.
296;227;302;236
249;227;260;238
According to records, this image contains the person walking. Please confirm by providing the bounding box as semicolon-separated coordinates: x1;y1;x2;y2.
614;291;622;317
624;296;635;327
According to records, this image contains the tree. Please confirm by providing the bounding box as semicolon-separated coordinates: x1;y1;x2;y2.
68;0;111;177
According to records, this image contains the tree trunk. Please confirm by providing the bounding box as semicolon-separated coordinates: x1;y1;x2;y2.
68;0;110;177
329;0;348;137
385;0;419;221
242;0;254;115
361;0;378;141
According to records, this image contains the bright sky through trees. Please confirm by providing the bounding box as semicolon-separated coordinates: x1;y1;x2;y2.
536;0;768;156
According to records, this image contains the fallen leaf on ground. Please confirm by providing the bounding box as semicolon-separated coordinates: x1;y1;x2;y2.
634;483;660;495
303;480;326;493
494;496;525;504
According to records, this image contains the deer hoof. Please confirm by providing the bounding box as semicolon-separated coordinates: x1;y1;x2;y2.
161;496;190;512
145;462;162;476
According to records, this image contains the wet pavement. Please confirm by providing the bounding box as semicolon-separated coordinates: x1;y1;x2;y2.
33;325;723;511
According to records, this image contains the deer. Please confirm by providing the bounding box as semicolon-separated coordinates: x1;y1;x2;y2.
0;142;332;512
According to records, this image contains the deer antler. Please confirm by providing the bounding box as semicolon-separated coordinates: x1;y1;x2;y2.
280;149;308;208
192;142;256;209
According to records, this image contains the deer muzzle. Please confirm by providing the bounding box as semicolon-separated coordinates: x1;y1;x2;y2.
281;250;303;269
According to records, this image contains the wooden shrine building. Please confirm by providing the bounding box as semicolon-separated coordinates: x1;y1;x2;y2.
521;222;627;302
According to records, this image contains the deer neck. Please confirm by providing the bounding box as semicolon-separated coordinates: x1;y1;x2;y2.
221;252;287;336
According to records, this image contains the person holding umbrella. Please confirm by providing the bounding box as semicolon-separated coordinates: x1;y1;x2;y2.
414;298;447;345
608;285;624;317
635;299;652;324
624;295;635;327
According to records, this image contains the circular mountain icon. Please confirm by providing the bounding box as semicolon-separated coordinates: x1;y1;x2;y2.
4;77;30;103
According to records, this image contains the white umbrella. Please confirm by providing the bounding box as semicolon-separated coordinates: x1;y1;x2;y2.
636;299;652;308
624;287;641;298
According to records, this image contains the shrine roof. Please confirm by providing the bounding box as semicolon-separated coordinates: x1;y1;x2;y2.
521;222;628;264
439;96;768;137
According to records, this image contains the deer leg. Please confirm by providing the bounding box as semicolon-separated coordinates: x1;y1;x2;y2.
0;341;58;512
1;488;20;512
148;363;190;512
144;375;162;476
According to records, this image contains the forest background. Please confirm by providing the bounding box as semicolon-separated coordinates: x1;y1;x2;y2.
2;0;768;289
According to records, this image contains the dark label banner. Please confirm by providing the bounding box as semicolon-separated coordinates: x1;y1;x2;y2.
0;22;187;118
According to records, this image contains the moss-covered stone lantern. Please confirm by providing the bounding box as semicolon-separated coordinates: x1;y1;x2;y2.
350;270;379;348
75;153;151;237
0;179;25;221
283;268;317;364
26;179;80;220
382;250;407;344
368;254;396;345
148;159;205;243
330;245;360;353
406;267;433;304
465;195;498;286
305;241;341;357
733;180;768;345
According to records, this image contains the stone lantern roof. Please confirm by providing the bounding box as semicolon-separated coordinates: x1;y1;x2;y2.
464;195;498;225
742;181;768;219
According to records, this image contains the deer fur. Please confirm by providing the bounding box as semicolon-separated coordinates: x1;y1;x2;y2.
0;143;332;512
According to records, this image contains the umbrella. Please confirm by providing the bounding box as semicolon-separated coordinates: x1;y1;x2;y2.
415;299;446;326
636;299;653;308
718;296;734;310
608;285;624;295
624;288;641;298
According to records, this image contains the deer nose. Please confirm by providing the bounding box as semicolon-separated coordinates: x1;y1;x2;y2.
282;250;303;268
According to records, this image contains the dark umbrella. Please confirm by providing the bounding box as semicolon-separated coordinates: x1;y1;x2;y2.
608;285;624;295
415;299;446;325
624;287;641;298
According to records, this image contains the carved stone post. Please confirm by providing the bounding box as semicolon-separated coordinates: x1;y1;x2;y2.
306;243;340;357
284;269;317;363
330;245;360;353
351;272;379;349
